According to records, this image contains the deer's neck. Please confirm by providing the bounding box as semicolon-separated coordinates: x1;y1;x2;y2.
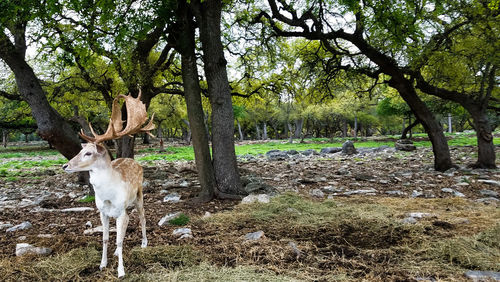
88;159;120;190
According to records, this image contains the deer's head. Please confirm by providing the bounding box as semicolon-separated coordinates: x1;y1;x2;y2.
63;90;155;173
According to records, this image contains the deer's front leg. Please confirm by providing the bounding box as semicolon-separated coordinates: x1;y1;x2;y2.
115;212;129;278
99;213;110;270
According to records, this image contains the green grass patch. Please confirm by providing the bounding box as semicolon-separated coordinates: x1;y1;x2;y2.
168;213;190;226
78;195;95;203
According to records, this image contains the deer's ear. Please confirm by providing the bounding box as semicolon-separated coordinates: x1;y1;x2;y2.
96;144;107;156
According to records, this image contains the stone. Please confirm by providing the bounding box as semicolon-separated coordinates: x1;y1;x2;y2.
266;150;289;161
202;211;212;218
163;193;181;203
241;194;270;204
245;230;264;240
395;139;416;151
0;222;13;230
85;221;93;228
179;233;193;240
480;189;498;198
178;180;190;188
288;241;301;258
158;212;182;226
309;189;325;198
61;207;94;212
83;226;116;235
320;147;342;154
322;186;343;193
407;212;436;218
464;270;500;281
301;149;319;156
37;234;54;238
6;221;32;232
16;243;52;256
411;190;424;198
401;217;418;224
172;228;192;237
286;150;299;155
441;188;465;198
477;179;500;187
385;190;405;196
341;141;357;155
343;188;377;195
477;197;499;205
354;174;374;181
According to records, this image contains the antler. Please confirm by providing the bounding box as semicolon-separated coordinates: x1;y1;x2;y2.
79;89;156;143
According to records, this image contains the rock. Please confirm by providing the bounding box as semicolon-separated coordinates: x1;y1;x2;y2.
395;139;416;151
354;174;374;181
85;221;93;228
309;189;325;198
341;141;357;155
244;182;272;194
18;236;27;241
301;149;319;156
179;233;193;240
37;234;54;238
178;180;189;188
83;226;116;235
61;207;94;212
411;190;424;198
163;193;181;203
202;211;212;218
321;186;343;193
288;241;301;258
343;188;377;195
158;212;182;226
266;150;288;161
286;150;299;155
0;222;13;230
477;179;500;187
142;180;150;189
241;194;270;204
16;243;52;256
172;228;192;237
441;188;465;198
245;230;264;240
6;221;32;232
464;270;500;281
401;217;418;224
320;147;342;154
480;189;498;198
385;190;404;196
407;212;436;218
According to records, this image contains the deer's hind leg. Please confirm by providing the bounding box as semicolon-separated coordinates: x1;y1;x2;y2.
136;189;148;248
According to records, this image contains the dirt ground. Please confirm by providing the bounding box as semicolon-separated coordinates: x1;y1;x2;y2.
0;142;499;280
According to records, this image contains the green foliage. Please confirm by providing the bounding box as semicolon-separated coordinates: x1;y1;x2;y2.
78;195;95;203
168;213;190;226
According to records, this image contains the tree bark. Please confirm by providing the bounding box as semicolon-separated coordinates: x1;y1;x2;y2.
0;37;82;160
353;115;358;138
236;120;244;141
262;122;268;140
294;118;304;139
176;0;216;201
470;110;496;168
2;129;7;148
401;119;420;139
192;0;243;197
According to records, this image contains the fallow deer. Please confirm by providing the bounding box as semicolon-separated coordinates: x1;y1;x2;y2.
63;90;155;278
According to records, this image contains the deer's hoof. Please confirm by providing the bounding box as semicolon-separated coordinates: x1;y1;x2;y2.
141;239;148;248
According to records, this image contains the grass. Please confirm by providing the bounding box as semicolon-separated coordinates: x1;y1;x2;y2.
78;195;95;203
0;194;498;280
168;213;190;226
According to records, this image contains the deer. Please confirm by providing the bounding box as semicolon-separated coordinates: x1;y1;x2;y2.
62;90;155;278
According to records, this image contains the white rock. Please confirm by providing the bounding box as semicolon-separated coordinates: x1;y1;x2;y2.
37;234;54;238
17;236;27;241
158;212;182;226
179;181;189;188
441;188;465;197
60;207;94;212
172;228;192;237
309;189;325;198
16;243;52;256
407;212;436;218
163;193;181;203
241;194;270;204
0;222;13;230
464;270;500;280
202;211;212;218
6;221;32;232
401;217;417;224
83;226;116;235
480;189;498;198
245;230;264;240
343;188;377;195
85;221;93;228
179;233;193;239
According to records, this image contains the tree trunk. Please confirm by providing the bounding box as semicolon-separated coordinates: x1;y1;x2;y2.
342;117;348;138
176;0;217;201
262;122;268;140
401;119;420;139
294;118;304;139
388;77;453;171
2;129;7;148
181;119;192;144
470;110;496;168
255;124;261;140
143;133;150;144
353;115;358;138
288;123;293;143
0;38;82;160
236;120;244;141
116;136;135;158
193;0;243;197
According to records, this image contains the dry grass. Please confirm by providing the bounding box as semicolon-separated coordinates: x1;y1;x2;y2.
1;193;498;281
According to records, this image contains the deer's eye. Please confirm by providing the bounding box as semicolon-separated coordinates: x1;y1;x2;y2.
84;152;92;156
